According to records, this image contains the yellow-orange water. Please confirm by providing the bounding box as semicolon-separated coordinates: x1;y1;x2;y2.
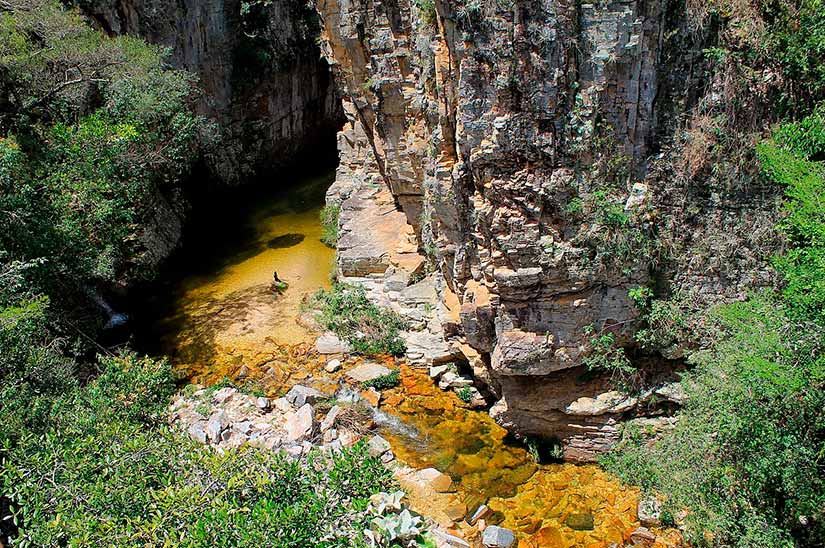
380;366;677;548
151;172;335;385
148;173;681;548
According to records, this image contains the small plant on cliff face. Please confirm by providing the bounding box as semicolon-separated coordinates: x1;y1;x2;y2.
582;330;638;391
361;77;381;93
628;286;654;310
310;284;407;356
456;386;473;403
565;197;584;216
320;205;340;248
632;292;696;356
593;190;630;228
525;438;541;463
455;0;483;31
414;0;437;27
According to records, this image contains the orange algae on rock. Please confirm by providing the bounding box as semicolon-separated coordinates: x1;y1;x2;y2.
376;366;670;547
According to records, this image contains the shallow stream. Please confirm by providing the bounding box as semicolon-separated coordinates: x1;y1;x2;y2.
138;172;678;548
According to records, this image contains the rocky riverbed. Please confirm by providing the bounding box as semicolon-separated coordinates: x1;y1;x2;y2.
142;169;683;547
168;349;682;548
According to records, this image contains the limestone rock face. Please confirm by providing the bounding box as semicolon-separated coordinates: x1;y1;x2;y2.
85;0;341;185
312;0;780;460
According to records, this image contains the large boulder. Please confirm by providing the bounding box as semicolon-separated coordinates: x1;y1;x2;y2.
367;435;391;457
481;525;515;547
206;411;228;443
416;468;452;493
188;421;208;444
316;332;351;354
637;495;663;527
320;405;341;432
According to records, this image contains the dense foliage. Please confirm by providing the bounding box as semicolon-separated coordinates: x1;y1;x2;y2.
604;111;825;547
0;0;207;300
310;284;408;356
0;272;394;547
0;333;393;547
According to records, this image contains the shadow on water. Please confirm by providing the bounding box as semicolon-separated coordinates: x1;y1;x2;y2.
267;233;306;249
129;164;336;361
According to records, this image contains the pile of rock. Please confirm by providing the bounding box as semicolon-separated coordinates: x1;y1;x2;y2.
429;364;487;408
169;385;362;458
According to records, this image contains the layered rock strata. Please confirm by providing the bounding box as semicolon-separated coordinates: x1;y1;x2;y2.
315;0;780;460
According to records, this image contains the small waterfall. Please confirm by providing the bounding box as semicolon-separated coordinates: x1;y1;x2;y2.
335;386;361;404
88;290;129;329
334;386;421;440
371;407;420;440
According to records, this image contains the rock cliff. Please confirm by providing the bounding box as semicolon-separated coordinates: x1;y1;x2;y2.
84;0;342;185
314;0;781;460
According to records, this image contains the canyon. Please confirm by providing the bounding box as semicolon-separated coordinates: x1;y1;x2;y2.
4;1;820;547
313;0;780;460
94;0;779;460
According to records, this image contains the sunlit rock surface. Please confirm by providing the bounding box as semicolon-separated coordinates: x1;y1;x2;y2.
313;0;780;459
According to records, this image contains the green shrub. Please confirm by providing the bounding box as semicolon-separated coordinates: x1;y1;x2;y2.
0;297;77;448
362;369;401;390
758;112;825;324
564;197;584;215
582;330;637;390
310;284;408;356
593;190;630;228
773;104;825;158
456;386;473;403
320;204;340;248
627;286;653;309
0;341;395;547
0;0;206;295
605;111;825;548
604;295;825;547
